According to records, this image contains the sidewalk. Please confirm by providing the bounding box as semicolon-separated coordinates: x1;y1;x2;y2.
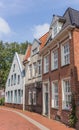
0;106;75;130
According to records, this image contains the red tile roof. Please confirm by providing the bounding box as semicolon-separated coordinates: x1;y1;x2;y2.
23;44;32;62
39;32;49;50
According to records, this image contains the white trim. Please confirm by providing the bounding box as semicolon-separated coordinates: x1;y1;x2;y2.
42;81;50;118
51;48;58;71
62;77;71;110
51;80;58;108
61;41;70;66
16;52;23;72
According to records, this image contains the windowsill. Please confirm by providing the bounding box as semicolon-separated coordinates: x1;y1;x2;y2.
51;107;59;110
61;63;70;68
51;68;58;72
62;108;70;112
43;72;49;75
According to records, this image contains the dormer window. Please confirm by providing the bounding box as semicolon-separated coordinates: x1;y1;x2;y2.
53;22;58;37
51;16;64;38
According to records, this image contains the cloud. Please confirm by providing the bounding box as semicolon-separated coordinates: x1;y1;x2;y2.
0;17;11;38
33;23;49;39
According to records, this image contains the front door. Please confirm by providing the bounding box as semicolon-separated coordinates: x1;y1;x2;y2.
45;92;48;115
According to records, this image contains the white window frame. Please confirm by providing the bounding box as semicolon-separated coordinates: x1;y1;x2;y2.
61;41;70;66
38;60;42;76
33;91;36;105
29;64;32;79
52;81;59;108
33;62;37;77
62;77;71;110
44;54;49;73
28;91;32;105
51;49;58;70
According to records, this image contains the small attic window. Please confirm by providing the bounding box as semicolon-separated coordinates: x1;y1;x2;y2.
52;19;63;38
32;48;37;55
53;22;58;37
13;64;15;72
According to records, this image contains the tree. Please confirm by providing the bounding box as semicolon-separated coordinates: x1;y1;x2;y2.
0;40;30;89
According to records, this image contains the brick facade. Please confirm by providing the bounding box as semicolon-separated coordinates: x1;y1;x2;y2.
41;28;79;127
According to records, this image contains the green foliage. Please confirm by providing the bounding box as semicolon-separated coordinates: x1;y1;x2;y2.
69;94;78;128
0;40;31;88
0;97;5;105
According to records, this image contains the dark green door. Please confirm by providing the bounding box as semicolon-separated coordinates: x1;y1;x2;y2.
45;92;48;115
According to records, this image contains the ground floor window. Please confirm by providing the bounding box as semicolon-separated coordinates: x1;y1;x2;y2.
52;81;58;108
33;91;36;105
28;91;32;105
62;78;71;110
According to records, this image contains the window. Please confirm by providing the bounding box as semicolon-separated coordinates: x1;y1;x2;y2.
38;60;41;75
52;81;58;108
18;90;21;104
33;91;36;105
11;75;13;86
61;42;70;66
8;79;10;86
11;91;13;103
33;48;37;55
13;64;15;72
33;62;37;77
28;91;32;105
44;55;49;73
62;78;71;109
51;49;58;70
14;73;16;85
18;75;20;84
53;22;58;37
14;90;17;103
29;65;32;79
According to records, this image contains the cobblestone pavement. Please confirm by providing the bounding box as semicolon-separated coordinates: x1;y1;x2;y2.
0;106;76;130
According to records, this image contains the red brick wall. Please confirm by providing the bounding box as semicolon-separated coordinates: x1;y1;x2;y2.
42;34;76;125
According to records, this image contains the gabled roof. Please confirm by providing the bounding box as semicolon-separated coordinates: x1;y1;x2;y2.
23;44;32;62
39;32;49;50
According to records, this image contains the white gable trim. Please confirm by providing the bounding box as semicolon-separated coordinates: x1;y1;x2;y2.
15;52;23;72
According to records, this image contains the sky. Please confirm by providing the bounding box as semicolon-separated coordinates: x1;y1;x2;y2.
0;0;79;43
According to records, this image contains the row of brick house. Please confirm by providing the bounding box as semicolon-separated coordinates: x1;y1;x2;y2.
5;7;79;128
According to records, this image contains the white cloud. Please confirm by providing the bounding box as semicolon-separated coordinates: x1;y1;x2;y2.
0;17;11;38
33;23;49;39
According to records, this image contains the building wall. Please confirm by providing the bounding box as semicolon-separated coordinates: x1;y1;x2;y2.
5;53;24;106
42;31;78;124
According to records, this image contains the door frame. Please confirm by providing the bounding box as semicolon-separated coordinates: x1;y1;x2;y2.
42;80;50;118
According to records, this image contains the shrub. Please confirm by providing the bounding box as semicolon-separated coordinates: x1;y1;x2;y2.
69;94;78;128
0;97;5;105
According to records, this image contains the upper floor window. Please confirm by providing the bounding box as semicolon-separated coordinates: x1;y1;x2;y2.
11;75;13;86
51;49;58;70
18;75;20;84
61;42;70;66
33;62;37;77
14;73;16;85
32;48;37;55
44;55;49;73
29;64;32;79
62;78;71;110
38;60;41;75
13;64;15;72
52;81;58;108
8;79;10;87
